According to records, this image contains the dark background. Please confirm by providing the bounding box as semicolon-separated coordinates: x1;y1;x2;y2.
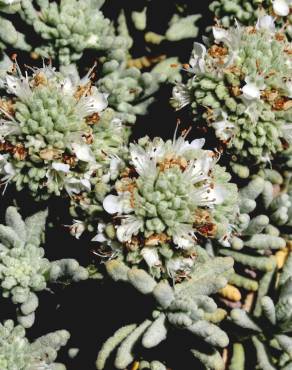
0;1;238;369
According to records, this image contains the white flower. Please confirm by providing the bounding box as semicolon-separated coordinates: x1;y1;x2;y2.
1;0;21;5
241;75;266;102
241;82;261;100
131;136;206;171
72;143;95;163
61;76;76;95
172;136;205;156
108;155;123;180
212;27;230;44
64;176;91;196
130;144;157;178
76;87;108;118
67;220;86;239
46;162;91;196
0;154;15;191
273;0;291;16
33;62;56;80
189;42;206;74
173;224;196;249
0;53;13;85
103;192;133;214
212;22;244;67
184;155;216;185
116;216;143;242
166;257;194;278
244;101;262;124
189;183;220;207
281;123;292;144
172;83;191;110
256;16;276;33
140;247;161;268
5;74;32;102
51;162;70;172
86;34;99;46
204;184;227;205
25;136;44;151
212;111;235;141
92;223;108;243
286;79;292;98
0;119;21;140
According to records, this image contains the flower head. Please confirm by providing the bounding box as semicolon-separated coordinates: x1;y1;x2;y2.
0;61;128;200
209;0;292;39
96;135;238;280
173;18;292;173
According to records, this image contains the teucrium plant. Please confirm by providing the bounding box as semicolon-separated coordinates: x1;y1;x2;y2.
2;2;292;370
0;206;88;328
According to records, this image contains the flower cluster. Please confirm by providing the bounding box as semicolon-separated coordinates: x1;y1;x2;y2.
0;0;130;65
0;62;128;200
172;17;292;175
95;135;238;280
209;0;292;39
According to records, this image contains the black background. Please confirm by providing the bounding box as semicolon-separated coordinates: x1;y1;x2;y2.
0;1;243;369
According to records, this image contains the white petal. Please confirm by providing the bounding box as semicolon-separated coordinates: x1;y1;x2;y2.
80;178;91;191
273;0;290;16
212;27;230;43
256;16;276;32
166;257;194;277
172;224;196;249
103;195;122;214
109;156;123;179
2;0;20;4
173;234;194;249
189;42;206;73
189;138;205;150
281;123;292;143
141;247;161;268
130;144;157;177
72;143;95;163
213;113;235;141
64;178;84;195
172;136;205;156
286;80;292;98
212;184;227;205
87;34;99;46
4;162;15;176
70;221;85;239
241;83;261;100
76;88;108;118
92;233;107;243
6;75;32;102
172;84;190;109
51;162;70;172
61;77;75;95
116;217;143;242
98;223;105;233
